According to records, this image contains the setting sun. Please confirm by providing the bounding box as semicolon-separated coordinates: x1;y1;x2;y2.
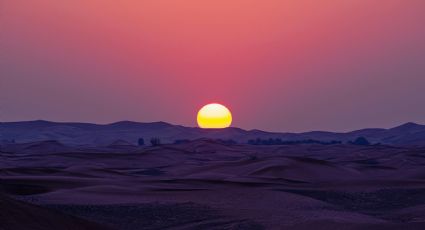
197;103;232;129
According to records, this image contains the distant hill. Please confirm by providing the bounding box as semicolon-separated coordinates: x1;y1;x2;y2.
1;120;425;146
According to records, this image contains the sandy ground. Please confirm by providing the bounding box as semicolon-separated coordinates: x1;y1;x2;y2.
1;140;425;229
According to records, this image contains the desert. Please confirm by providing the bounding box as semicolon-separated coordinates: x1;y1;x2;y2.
1;121;425;229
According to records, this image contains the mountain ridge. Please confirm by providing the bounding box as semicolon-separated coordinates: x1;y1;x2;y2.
1;120;424;146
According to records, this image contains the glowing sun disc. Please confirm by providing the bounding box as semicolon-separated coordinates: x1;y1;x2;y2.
197;103;232;129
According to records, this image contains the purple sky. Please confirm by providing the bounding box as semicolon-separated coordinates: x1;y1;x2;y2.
1;0;425;132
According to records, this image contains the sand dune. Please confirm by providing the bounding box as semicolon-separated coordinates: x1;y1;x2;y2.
0;193;109;230
1;140;425;229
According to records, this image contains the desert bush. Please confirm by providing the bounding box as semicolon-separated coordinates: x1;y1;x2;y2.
138;138;145;146
247;138;342;145
150;137;161;146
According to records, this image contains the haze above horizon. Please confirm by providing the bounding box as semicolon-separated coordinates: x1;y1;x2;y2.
1;0;425;132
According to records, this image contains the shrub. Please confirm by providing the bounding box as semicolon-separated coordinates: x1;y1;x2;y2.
247;138;342;145
150;137;161;146
138;138;145;146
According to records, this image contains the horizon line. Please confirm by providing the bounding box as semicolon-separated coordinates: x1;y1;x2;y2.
0;119;422;135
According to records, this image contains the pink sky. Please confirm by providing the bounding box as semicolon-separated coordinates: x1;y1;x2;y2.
1;0;425;132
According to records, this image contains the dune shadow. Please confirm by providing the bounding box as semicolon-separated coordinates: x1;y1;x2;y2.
0;181;51;195
44;202;264;230
277;188;425;220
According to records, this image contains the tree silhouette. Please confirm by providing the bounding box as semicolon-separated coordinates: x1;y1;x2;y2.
247;138;341;146
138;138;145;146
150;137;161;146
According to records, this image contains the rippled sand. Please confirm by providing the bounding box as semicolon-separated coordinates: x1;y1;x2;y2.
1;140;425;229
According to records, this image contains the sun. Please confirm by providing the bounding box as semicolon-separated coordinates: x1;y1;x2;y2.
197;103;232;129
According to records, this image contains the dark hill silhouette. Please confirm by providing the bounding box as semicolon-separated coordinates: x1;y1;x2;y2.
1;120;425;146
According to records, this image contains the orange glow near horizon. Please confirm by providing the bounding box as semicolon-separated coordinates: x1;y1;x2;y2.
197;103;232;129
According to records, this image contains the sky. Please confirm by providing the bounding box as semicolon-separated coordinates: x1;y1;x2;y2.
1;0;425;132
